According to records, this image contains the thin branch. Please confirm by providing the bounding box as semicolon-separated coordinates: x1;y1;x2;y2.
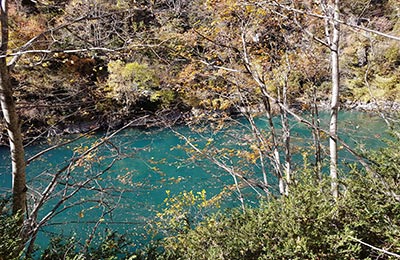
198;59;242;73
26;157;119;256
26;116;149;237
349;236;400;258
193;29;241;53
26;132;92;165
2;43;168;59
172;129;266;196
83;192;123;255
8;14;90;68
4;47;119;58
6;8;153;67
254;1;400;41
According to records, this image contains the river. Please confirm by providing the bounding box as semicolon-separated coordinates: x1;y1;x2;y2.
0;111;390;252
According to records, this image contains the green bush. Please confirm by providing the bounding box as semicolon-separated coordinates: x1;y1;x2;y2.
160;179;355;259
40;230;134;260
340;137;400;259
158;138;400;259
0;209;23;260
106;60;159;109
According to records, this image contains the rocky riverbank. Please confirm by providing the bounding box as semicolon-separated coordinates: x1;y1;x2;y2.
317;100;400;112
342;100;400;112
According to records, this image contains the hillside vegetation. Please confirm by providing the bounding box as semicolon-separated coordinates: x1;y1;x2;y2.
0;0;399;259
5;0;400;142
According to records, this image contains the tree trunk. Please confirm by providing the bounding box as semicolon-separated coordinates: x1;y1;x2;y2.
0;0;27;217
311;84;322;180
240;30;285;195
262;94;285;195
329;0;340;198
280;66;291;195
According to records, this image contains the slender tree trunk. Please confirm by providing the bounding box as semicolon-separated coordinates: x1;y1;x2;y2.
280;66;291;195
262;94;285;195
0;0;27;217
240;30;284;194
311;84;322;180
246;111;269;194
329;0;340;198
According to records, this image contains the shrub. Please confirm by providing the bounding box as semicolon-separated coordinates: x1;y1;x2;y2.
158;138;400;259
40;230;134;260
106;60;159;109
0;208;23;260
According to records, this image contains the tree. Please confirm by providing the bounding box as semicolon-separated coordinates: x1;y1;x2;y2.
0;0;27;220
158;137;400;259
322;0;341;198
169;0;400;201
0;1;157;256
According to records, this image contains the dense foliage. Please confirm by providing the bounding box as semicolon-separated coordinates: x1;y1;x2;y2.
40;230;135;260
4;0;399;142
0;205;23;259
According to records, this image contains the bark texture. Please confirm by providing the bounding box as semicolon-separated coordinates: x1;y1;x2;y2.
0;0;27;216
329;0;341;198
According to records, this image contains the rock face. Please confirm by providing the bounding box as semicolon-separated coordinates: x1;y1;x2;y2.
317;100;400;113
342;100;400;112
63;121;100;135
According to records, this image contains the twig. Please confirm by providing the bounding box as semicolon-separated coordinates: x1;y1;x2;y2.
349;236;400;258
26;132;91;165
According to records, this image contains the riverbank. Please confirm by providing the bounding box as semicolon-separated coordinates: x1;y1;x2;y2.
318;100;400;112
1;100;398;146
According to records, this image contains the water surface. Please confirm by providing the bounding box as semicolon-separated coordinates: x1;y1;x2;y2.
0;111;390;251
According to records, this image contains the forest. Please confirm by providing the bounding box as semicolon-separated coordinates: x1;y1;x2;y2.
0;0;399;259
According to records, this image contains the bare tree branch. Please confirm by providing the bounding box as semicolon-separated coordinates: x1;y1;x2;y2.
252;1;400;41
172;128;268;197
26;132;91;165
349;236;400;258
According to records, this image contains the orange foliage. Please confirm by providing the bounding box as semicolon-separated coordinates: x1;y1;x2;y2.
8;2;47;49
52;53;96;76
63;55;96;75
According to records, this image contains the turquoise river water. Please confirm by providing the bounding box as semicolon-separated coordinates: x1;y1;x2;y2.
0;111;391;252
